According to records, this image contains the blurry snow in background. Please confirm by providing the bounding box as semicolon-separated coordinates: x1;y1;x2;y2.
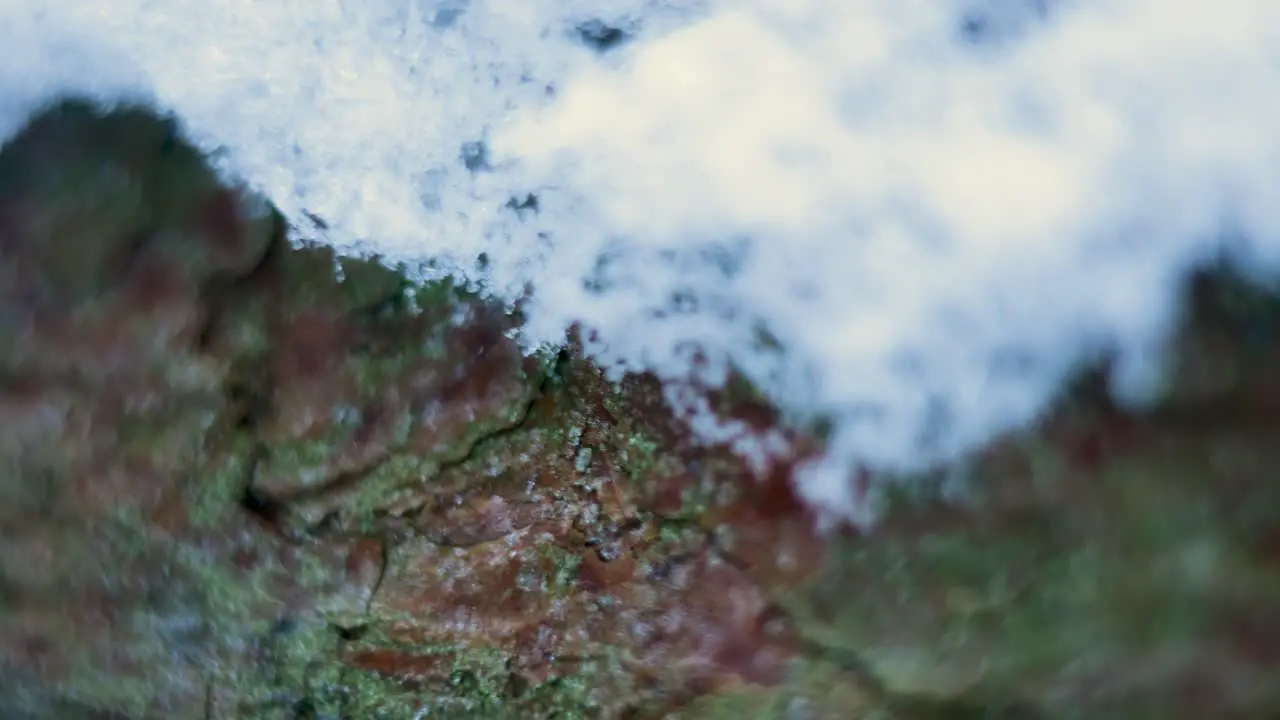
2;0;1278;524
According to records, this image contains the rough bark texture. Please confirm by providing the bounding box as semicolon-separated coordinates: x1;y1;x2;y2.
1;101;1279;719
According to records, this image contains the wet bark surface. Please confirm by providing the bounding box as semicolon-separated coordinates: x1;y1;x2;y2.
1;100;1278;719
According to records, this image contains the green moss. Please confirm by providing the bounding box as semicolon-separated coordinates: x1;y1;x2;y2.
410;273;481;313
187;435;258;528
617;433;662;478
671;657;897;720
36;529;264;716
313;631;599;719
537;544;584;597
172;545;280;636
339;255;412;312
275;243;344;308
787;515;1116;698
253;259;548;529
783;422;1280;715
311;418;520;529
216;292;274;359
676;686;780;719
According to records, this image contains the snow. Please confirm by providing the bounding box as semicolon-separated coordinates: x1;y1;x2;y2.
3;0;1278;523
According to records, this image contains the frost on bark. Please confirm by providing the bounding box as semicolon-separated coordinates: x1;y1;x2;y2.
1;101;1278;719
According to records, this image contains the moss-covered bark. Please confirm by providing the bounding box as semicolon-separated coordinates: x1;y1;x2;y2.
1;100;1278;719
